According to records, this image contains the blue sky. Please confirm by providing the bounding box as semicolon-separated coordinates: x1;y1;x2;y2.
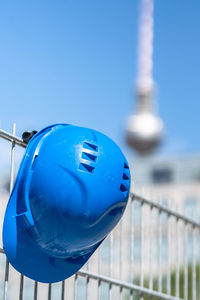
0;0;199;159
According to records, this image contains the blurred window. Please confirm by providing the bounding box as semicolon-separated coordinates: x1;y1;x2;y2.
134;236;141;261
101;238;110;264
151;168;173;184
133;201;141;225
162;236;168;261
185;198;197;218
187;235;192;261
161;198;168;207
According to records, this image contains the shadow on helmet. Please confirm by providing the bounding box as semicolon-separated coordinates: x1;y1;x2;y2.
3;124;131;283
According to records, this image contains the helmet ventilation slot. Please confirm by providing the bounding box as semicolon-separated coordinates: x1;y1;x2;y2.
83;142;98;152
120;184;128;192
82;152;97;162
123;173;129;180
120;161;130;197
79;141;98;173
79;163;95;173
124;162;129;169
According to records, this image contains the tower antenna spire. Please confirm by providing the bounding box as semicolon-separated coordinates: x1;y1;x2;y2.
126;0;164;154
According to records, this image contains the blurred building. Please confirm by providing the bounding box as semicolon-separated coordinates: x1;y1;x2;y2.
129;153;200;220
125;153;200;277
130;153;200;187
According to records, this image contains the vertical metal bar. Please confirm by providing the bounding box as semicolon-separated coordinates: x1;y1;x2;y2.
97;280;101;300
192;226;196;300
120;220;122;281
86;276;89;300
109;233;113;300
85;262;89;271
9;123;16;193
175;216;179;298
140;201;144;300
149;204;153;291
120;286;123;300
158;208;162;293
120;221;122;300
61;281;65;300
197;229;200;299
85;250;89;271
73;274;77;300
19;274;24;300
3;260;9;300
184;223;188;300
98;246;101;274
130;199;134;284
3;123;16;300
109;282;112;299
34;281;38;300
167;213;171;295
48;283;52;300
97;248;101;300
130;290;133;300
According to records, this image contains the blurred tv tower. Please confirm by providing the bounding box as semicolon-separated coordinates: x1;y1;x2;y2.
126;0;164;154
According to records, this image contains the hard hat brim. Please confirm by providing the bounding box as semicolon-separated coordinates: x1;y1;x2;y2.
3;184;98;283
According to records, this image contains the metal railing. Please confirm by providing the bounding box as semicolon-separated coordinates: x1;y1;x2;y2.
0;124;199;300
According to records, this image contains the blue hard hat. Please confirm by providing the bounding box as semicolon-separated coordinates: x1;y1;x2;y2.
3;124;130;283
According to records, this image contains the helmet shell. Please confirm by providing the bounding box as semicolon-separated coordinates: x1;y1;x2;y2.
3;124;130;282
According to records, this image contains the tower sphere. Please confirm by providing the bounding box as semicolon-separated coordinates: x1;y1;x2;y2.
126;112;164;154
